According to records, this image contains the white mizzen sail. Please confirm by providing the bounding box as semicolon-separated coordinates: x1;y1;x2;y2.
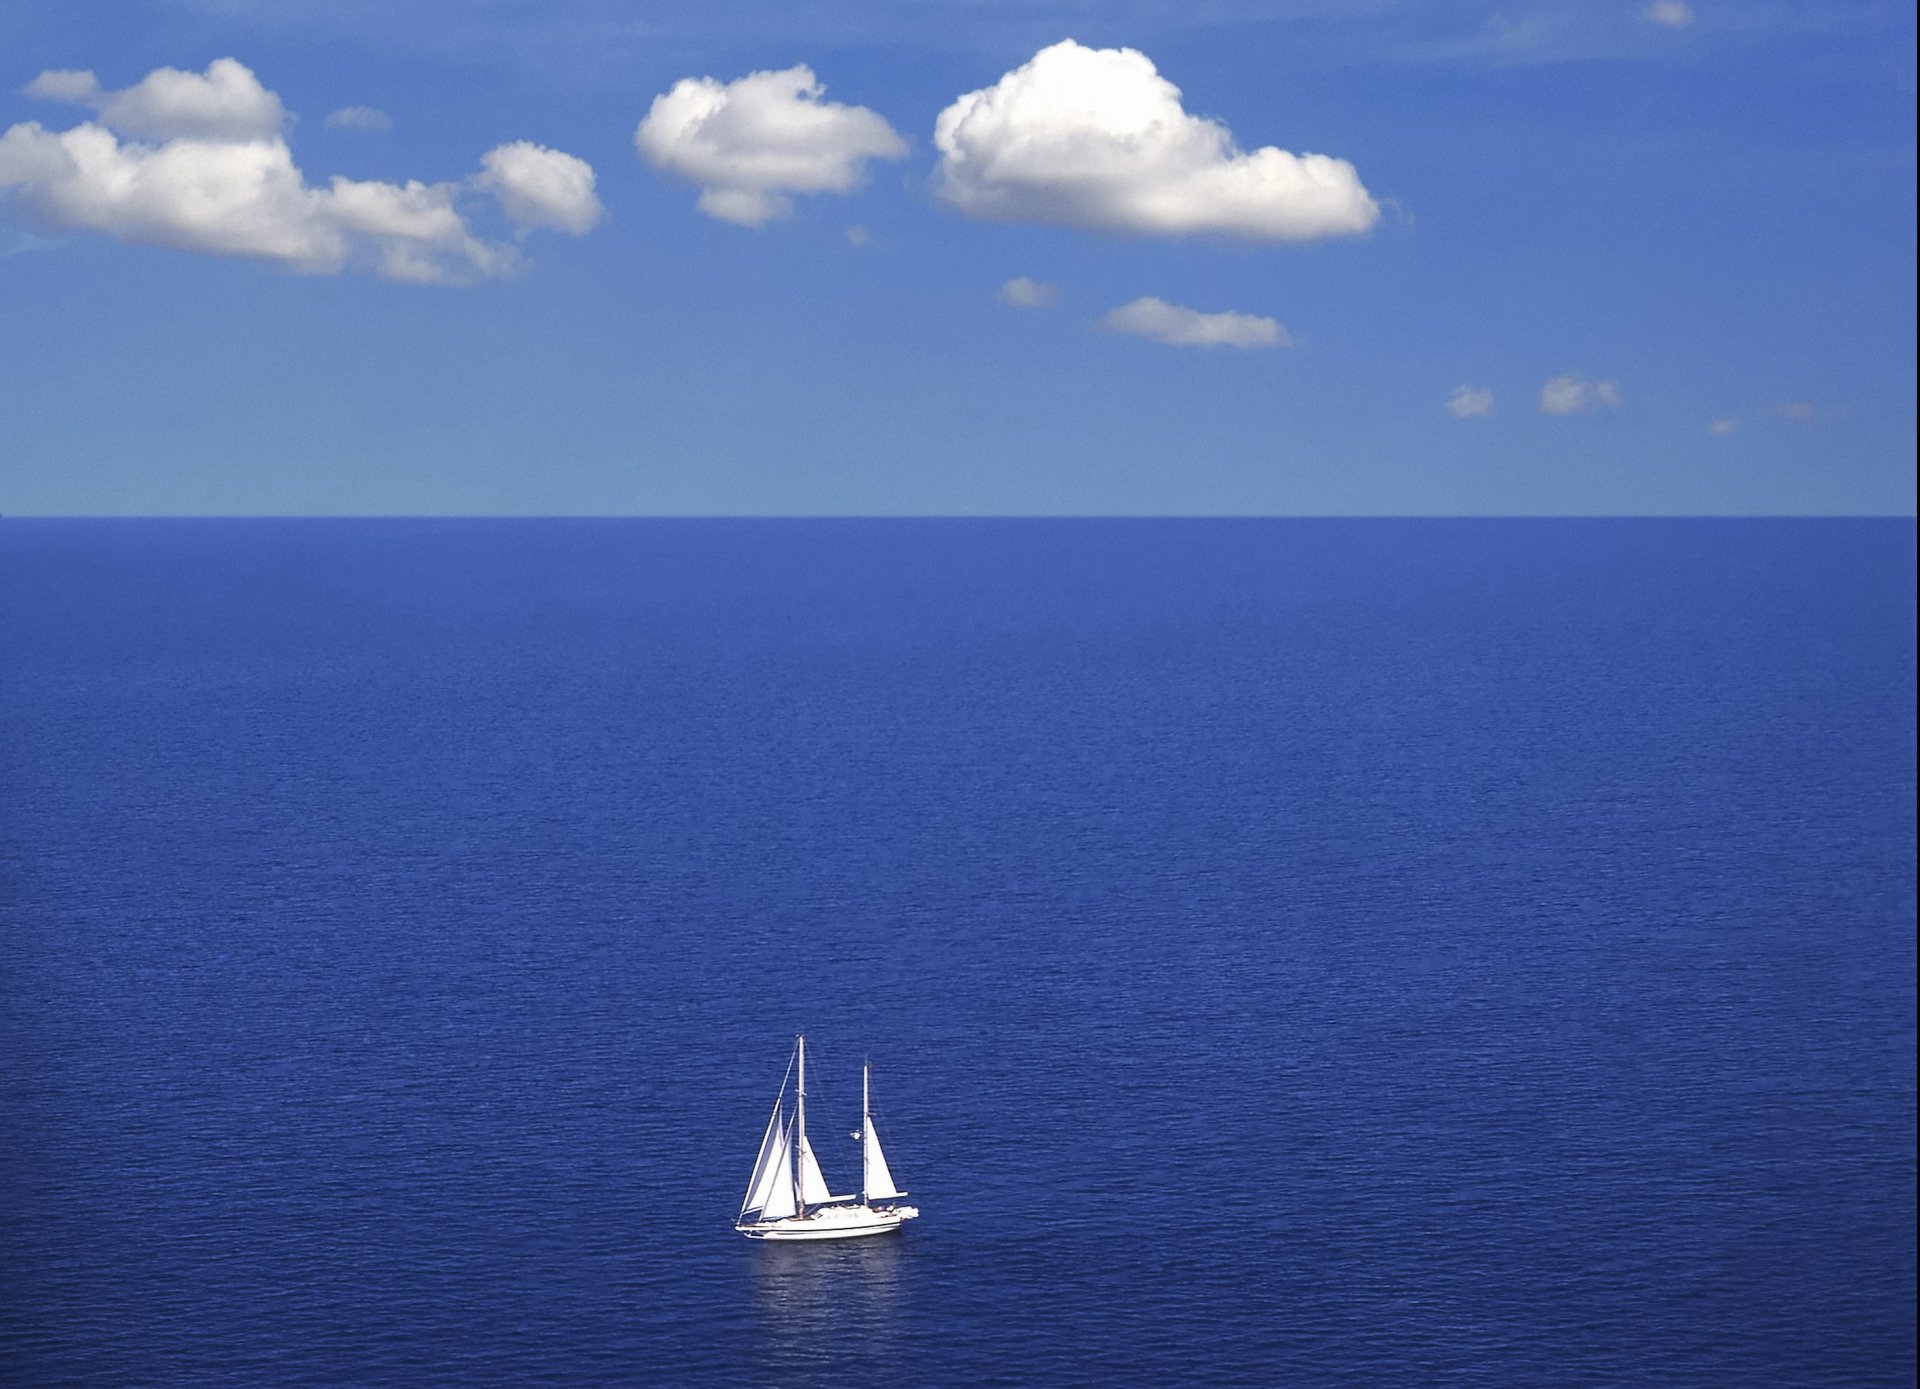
860;1061;906;1201
862;1121;904;1202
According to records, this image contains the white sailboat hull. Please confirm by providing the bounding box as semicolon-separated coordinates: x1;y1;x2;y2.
737;1203;920;1241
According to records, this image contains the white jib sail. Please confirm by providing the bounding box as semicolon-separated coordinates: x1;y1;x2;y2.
756;1120;798;1222
797;1133;846;1206
742;1097;788;1216
863;1120;905;1201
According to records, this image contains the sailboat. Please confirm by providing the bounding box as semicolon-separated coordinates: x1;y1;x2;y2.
736;1035;920;1240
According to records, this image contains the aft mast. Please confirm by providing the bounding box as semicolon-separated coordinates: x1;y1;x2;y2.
860;1059;906;1204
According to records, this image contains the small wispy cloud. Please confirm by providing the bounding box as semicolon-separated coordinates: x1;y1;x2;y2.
1392;4;1712;66
1447;385;1495;418
1100;296;1292;350
998;275;1057;308
1387;12;1560;66
1539;373;1622;415
1642;1;1696;29
325;105;392;133
1712;404;1827;433
0;230;62;258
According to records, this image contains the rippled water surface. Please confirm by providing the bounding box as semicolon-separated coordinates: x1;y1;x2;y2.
2;519;1914;1387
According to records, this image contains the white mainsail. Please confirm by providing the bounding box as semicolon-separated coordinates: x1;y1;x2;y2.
797;1133;845;1206
862;1120;904;1202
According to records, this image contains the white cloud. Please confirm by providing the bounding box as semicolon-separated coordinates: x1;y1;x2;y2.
998;275;1057;308
1447;385;1495;417
1539;373;1622;415
1;60;599;284
933;40;1378;242
635;65;907;226
322;173;517;283
1708;418;1740;435
1100;296;1290;349
20;70;100;104
1642;1;1696;29
478;141;602;234
26;57;285;142
0;121;344;267
1772;400;1818;421
325;105;392;133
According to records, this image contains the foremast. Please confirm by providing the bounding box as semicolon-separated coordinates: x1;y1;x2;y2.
795;1033;809;1219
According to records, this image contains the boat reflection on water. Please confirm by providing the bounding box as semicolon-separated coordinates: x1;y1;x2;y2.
751;1234;909;1357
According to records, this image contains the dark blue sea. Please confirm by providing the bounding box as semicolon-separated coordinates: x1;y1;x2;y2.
2;519;1913;1388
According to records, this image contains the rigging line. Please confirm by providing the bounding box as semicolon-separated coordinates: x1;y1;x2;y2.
773;1046;796;1109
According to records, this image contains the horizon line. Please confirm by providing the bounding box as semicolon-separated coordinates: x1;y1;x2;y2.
3;513;1915;523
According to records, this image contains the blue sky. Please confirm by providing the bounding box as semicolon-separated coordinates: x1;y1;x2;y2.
1;0;1912;515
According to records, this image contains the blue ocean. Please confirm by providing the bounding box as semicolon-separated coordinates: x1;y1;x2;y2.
2;518;1913;1387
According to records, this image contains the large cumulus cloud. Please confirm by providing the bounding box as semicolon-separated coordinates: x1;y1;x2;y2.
0;60;602;284
933;40;1379;242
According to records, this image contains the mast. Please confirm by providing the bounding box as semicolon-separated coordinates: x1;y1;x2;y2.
795;1033;808;1218
858;1061;905;1203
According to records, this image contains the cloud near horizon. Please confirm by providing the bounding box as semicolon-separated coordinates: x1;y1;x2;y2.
1101;296;1290;349
1447;385;1495;417
634;66;906;226
0;60;601;283
934;40;1379;242
1539;373;1622;415
998;275;1057;307
1711;403;1823;434
325;105;392;133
